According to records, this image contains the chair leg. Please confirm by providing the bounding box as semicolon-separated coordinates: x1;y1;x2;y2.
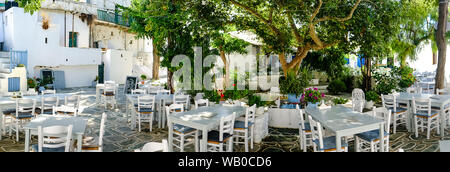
194;131;199;152
244;131;249;152
414;117;418;138
393;114;397;134
15;121;19;142
355;137;360;152
228;138;233;152
180;135;185;152
250;126;254;150
427;118;431;139
138;115;141;132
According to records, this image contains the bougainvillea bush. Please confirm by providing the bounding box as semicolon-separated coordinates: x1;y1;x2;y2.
302;88;325;104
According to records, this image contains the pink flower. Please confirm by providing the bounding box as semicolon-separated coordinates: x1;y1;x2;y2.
314;88;318;91
321;93;325;98
309;93;313;97
314;96;318;100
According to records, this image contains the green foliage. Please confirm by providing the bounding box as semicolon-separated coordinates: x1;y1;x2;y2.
332;98;349;105
303;46;350;80
140;74;147;81
327;80;347;95
247;95;274;108
372;66;416;94
35;77;54;87
365;91;379;102
17;64;25;67
27;78;36;89
15;0;43;14
340;67;363;93
279;67;311;97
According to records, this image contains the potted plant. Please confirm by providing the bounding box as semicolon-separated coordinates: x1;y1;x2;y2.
140;74;147;84
93;76;99;87
27;78;36;90
302;88;325;106
365;91;379;109
279;68;311;105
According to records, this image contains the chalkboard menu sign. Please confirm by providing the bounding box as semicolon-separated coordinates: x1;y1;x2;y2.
124;76;137;94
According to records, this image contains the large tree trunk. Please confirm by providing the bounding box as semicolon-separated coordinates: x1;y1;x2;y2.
167;70;174;93
433;52;437;65
152;39;160;80
363;57;372;91
435;0;448;93
219;47;229;90
278;52;289;76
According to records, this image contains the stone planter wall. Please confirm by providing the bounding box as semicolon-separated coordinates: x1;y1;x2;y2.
254;109;269;143
268;108;300;129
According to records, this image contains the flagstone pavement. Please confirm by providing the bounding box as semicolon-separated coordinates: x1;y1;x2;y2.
1;86;450;152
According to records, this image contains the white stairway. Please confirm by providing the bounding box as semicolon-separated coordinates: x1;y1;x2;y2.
0;51;11;91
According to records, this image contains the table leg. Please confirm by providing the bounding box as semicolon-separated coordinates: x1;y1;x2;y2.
441;105;445;138
380;123;385;152
168;118;173;152
202;129;208;152
406;101;413;132
335;134;342;152
25;129;30;152
77;134;82;152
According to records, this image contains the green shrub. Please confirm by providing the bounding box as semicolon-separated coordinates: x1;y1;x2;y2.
279;67;311;97
332;97;349;105
365;91;379;102
17;64;25;67
27;78;36;89
140;74;147;81
327;80;347;95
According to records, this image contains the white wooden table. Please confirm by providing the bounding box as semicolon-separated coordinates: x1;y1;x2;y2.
395;93;450;137
125;94;174;129
167;105;246;152
305;105;385;152
23;115;88;152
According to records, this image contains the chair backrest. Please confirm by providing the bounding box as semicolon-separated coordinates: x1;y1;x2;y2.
41;96;59;113
372;107;392;134
37;125;73;152
16;99;36;117
195;93;204;100
352;100;364;113
138;95;156;111
104;82;116;94
157;89;171;95
194;99;209;109
136;139;169;152
131;89;147;95
98;113;107;150
218;112;236;142
245;105;256;128
412;97;432;115
381;94;397;112
165;104;184;120
41;89;56;95
296;104;307;131
352;88;365;101
65;95;80;109
308;115;325;151
437;89;449;95
407;87;422;94
173;95;189;110
52;106;77;116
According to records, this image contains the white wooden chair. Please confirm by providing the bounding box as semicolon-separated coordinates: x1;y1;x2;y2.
41;89;56;95
412;97;440;139
355;107;391;152
165;104;198;152
173;95;190;111
407;87;422;94
79;113;107;152
234;104;256;152
135;139;169;152
157;89;171;95
308;115;348;152
32;125;73;152
382;94;407;134
40;96;59;115
296;105;313;152
136;95;156;132
52;106;78;116
1;108;15;138
132;89;147;95
352;89;365;113
194;99;209;109
207;112;236;152
11;99;36;141
65;95;80;113
101;82;117;109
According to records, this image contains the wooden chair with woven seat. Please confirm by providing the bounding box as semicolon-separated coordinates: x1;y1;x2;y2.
382;94;407;134
194;99;209;109
1;108;15;139
296;105;313;152
77;113;107;152
165;104;198;152
32;125;73;152
101;82;117;109
412;97;440;139
207;112;236;152
173;94;190;111
355;107;391;152
308;115;348;152
40;96;59;115
136;95;156;132
11;99;36;142
233;104;255;152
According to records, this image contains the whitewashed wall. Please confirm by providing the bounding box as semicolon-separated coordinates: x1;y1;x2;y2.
0;12;4;44
0;67;27;93
103;49;134;84
408;42;450;84
92;24;151;53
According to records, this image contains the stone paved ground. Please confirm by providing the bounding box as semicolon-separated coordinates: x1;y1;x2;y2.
1;86;449;152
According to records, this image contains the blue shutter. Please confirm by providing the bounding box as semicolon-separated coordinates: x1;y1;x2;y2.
53;71;66;89
8;77;20;92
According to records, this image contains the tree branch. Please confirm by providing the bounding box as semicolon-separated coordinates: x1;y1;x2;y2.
315;0;362;23
287;11;303;44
